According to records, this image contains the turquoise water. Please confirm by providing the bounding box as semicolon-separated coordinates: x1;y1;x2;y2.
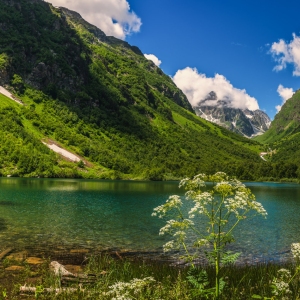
0;178;299;262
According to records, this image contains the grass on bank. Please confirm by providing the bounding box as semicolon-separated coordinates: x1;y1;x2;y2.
0;253;300;299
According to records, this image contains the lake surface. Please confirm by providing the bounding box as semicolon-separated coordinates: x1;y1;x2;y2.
0;178;299;263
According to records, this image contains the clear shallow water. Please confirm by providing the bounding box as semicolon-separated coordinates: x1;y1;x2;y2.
0;178;299;263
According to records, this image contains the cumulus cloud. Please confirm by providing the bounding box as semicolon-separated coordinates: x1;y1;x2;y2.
49;0;142;39
144;54;162;67
276;84;294;112
270;33;300;76
173;67;259;111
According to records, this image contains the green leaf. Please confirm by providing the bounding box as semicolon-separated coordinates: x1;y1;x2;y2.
219;277;226;292
221;251;241;265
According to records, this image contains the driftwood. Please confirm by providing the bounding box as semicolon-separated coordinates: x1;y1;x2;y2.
20;286;78;295
19;261;96;296
0;248;13;260
50;261;96;283
50;261;78;277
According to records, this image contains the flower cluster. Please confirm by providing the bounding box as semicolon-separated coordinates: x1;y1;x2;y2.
214;181;233;197
151;195;182;218
163;240;176;252
224;191;248;216
250;201;267;217
272;268;292;299
291;243;300;260
105;277;156;300
179;174;206;190
159;219;194;236
188;192;213;218
224;191;267;218
208;172;228;183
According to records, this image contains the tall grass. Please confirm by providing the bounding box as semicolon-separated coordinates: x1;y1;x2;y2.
2;253;300;299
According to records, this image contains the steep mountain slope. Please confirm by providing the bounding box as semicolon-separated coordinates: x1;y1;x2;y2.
255;90;300;144
254;90;300;175
0;0;267;179
193;92;271;137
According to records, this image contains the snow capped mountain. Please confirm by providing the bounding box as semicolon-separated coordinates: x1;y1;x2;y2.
193;92;271;138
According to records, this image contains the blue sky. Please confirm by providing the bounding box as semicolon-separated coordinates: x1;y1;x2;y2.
51;0;300;119
125;0;300;119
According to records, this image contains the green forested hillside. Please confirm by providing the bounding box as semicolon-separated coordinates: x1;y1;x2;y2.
0;0;279;180
254;90;300;179
255;90;300;144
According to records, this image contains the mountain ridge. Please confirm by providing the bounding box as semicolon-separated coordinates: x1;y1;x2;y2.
1;0;295;181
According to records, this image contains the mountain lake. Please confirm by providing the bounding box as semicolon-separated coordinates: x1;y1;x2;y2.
0;178;299;264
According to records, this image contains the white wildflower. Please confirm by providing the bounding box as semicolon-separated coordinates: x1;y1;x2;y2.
185;190;197;200
159;219;176;235
179;177;190;188
166;195;182;206
291;243;300;260
214;181;233;196
152;195;182;218
163;240;176;252
188;192;213;217
106;277;155;299
159;219;193;236
209;172;228;182
277;268;291;281
228;178;245;188
271;268;292;298
224;190;267;218
272;280;291;297
173;230;186;241
224;191;248;216
194;239;209;247
272;280;291;296
194;192;214;204
192;174;206;187
251;201;267;217
193;173;206;181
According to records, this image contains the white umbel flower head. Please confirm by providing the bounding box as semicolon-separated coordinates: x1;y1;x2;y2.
152;195;182;218
291;243;300;260
272;268;292;297
106;277;156;299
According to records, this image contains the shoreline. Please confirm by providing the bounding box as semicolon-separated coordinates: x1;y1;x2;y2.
0;175;299;185
0;244;293;268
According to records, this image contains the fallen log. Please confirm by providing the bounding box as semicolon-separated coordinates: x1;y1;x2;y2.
20;286;78;295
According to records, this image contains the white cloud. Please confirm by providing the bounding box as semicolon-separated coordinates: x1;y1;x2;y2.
144;54;162;67
49;0;142;40
173;67;259;111
270;33;300;76
276;84;294;112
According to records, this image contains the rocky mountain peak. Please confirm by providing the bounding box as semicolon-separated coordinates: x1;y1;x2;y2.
193;91;271;138
204;91;218;101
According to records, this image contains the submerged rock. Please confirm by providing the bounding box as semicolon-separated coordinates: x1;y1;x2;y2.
25;257;45;265
7;251;28;262
5;265;25;272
